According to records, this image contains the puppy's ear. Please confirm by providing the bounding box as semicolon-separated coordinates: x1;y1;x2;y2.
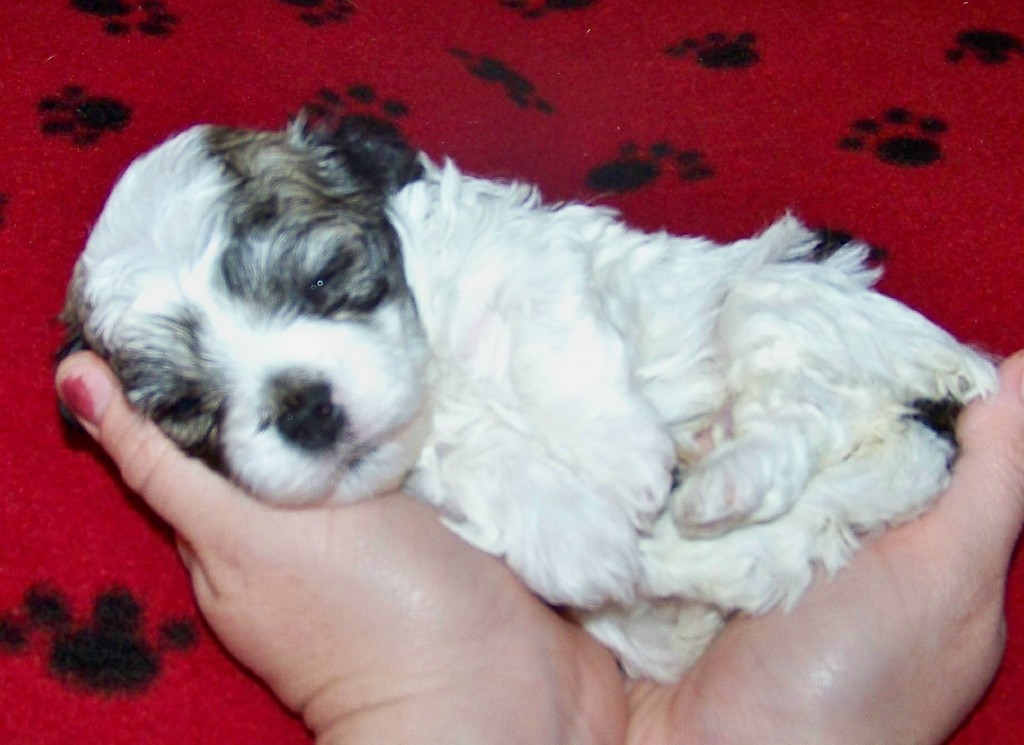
291;113;423;196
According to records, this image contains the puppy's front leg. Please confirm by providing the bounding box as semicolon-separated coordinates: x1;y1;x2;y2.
416;243;678;607
420;314;677;608
421;418;658;608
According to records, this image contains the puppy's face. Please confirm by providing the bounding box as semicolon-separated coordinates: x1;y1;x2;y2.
61;120;430;505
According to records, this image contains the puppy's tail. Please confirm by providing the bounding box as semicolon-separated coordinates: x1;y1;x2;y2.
736;213;883;289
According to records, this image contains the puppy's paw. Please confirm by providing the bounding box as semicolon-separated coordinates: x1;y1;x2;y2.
506;508;642;608
671;459;759;535
581;598;724;681
671;436;809;535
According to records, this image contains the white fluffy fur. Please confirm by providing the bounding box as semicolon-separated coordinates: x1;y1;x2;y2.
72;126;997;680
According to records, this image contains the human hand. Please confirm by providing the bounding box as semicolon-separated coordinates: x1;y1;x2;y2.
56;350;1024;745
627;351;1024;745
55;351;627;745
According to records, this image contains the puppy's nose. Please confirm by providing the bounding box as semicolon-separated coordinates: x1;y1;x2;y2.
272;379;346;452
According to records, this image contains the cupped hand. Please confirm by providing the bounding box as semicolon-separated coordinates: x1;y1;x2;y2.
56;351;627;745
628;351;1024;745
56;350;1024;745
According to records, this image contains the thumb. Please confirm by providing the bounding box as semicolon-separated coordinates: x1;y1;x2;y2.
55;350;263;541
928;350;1024;569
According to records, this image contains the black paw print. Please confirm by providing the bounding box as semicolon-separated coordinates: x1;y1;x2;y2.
839;108;948;167
0;193;7;228
499;0;597;19
303;84;410;134
449;49;555;114
38;86;131;147
72;0;179;36
586;142;714;193
946;29;1024;64
0;585;198;694
665;32;760;69
810;227;887;264
279;0;355;26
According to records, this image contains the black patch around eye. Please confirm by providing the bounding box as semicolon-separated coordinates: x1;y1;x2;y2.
145;390;224;474
301;241;389;316
155;394;204;422
245;198;279;228
305;271;390;315
303;271;343;313
345;275;390;312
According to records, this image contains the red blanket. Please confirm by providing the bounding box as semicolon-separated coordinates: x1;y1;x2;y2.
2;1;1022;741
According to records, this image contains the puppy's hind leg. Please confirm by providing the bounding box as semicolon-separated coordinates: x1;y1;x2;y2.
670;261;996;537
638;415;958;633
799;413;960;576
670;269;881;535
670;379;845;535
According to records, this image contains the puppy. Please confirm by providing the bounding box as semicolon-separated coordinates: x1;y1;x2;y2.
61;119;996;680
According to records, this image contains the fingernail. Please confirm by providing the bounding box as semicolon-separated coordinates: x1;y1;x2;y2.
59;370;113;428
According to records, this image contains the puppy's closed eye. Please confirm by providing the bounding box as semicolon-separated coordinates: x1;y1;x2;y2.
306;273;390;315
345;275;390;313
144;386;223;467
155;393;205;422
303;250;392;316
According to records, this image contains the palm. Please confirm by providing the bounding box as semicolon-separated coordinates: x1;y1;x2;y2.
177;492;629;739
622;488;1011;744
57;349;1024;745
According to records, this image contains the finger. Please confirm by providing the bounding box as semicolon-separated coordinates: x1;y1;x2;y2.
56;351;266;543
922;350;1024;568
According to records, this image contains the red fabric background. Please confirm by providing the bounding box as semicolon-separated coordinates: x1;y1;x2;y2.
1;1;1022;741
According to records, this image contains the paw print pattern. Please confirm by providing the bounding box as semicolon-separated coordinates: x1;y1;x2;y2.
499;0;597;19
38;86;132;147
449;49;555;114
839;108;948;167
303;84;410;133
586;142;714;193
0;585;198;694
665;32;760;69
279;0;356;26
72;0;180;36
0;193;7;229
947;29;1024;64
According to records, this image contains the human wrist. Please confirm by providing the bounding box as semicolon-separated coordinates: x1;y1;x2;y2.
306;620;623;745
310;678;557;745
307;661;581;745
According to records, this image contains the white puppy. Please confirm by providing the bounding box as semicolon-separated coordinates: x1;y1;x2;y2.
61;120;996;680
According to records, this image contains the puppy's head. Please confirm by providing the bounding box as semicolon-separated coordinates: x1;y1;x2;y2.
60;119;430;505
